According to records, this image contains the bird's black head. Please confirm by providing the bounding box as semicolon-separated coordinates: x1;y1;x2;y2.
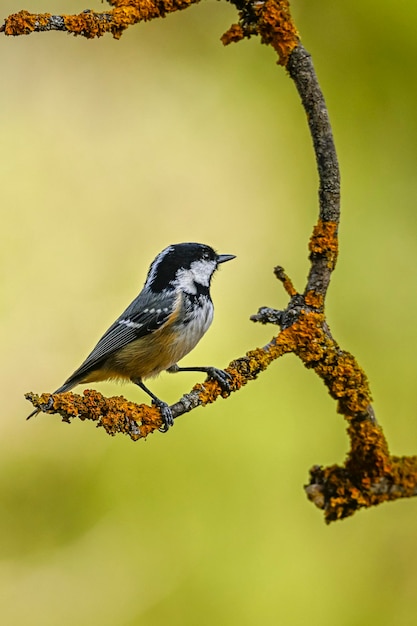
145;243;235;294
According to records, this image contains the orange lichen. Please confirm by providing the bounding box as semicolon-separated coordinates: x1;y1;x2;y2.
193;380;224;406
256;0;299;66
2;0;198;39
221;0;299;66
25;389;163;440
304;290;324;310
3;10;52;35
221;23;246;46
183;342;292;408
327;355;372;416
276;310;324;358
309;220;338;270
2;0;298;66
390;455;417;495
62;12;113;39
277;311;372;416
306;420;417;522
63;1;198;40
347;420;391;477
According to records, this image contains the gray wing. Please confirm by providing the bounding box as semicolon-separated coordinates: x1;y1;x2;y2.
57;289;177;391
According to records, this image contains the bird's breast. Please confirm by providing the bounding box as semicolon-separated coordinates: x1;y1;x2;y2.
103;295;214;380
174;296;214;356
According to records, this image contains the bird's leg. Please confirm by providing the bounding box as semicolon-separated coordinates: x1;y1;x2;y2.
131;377;174;433
167;365;232;393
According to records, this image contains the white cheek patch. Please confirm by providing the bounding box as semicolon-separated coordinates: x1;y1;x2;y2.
176;260;217;293
191;259;217;286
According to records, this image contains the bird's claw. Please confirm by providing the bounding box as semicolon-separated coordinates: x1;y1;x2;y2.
205;367;232;393
153;399;174;433
43;396;55;412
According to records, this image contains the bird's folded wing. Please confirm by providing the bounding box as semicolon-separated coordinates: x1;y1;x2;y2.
58;290;179;388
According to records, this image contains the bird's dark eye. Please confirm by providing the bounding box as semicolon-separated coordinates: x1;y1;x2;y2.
202;250;211;260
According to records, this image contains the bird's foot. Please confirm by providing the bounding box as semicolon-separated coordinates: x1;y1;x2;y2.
204;367;232;393
153;399;174;433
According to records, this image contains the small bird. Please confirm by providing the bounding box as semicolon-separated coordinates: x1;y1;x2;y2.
28;243;235;431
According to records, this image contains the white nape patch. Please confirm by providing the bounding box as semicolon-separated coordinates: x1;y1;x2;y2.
145;245;174;287
176;259;217;294
119;318;143;329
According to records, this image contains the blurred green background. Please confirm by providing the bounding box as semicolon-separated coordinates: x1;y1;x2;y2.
1;1;417;624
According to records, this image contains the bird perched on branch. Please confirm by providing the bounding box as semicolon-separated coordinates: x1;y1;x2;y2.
28;242;235;431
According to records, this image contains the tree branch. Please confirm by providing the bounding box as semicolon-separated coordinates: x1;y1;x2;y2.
18;0;417;522
0;1;199;39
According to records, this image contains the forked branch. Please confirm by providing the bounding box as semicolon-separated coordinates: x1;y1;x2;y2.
15;0;417;522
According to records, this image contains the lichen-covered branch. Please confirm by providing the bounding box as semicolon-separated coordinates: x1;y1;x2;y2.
0;0;301;65
305;422;417;523
18;0;417;521
25;336;292;439
0;1;199;40
222;0;299;66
